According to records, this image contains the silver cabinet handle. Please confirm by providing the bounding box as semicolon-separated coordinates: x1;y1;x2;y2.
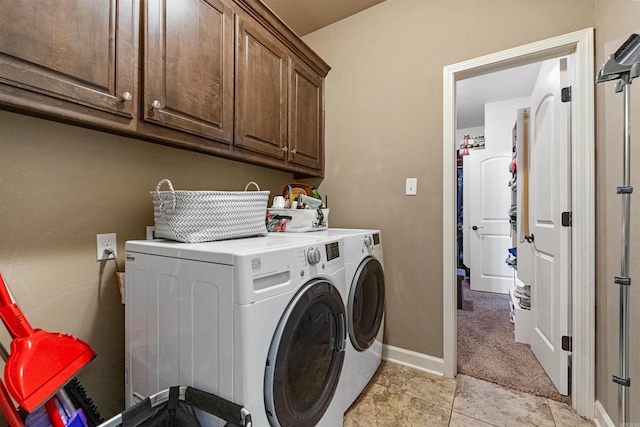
282;147;288;152
121;91;132;102
151;100;161;109
290;149;297;154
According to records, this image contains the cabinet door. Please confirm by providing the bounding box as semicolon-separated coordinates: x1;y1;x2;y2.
235;14;288;159
145;0;233;143
0;0;135;117
288;58;324;171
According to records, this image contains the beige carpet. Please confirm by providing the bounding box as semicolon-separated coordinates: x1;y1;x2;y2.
457;279;570;404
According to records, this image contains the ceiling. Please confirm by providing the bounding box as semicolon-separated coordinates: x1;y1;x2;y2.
456;62;542;129
261;0;386;36
262;0;542;129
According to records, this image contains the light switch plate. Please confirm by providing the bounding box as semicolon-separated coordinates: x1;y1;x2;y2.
406;178;417;195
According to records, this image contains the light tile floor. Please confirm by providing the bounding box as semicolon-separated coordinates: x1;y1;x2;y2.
344;361;595;427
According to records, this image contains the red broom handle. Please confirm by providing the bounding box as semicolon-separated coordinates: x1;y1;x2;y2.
0;274;14;308
0;380;23;427
0;274;35;339
45;398;65;427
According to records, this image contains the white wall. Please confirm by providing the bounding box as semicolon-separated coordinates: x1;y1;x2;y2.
485;97;530;154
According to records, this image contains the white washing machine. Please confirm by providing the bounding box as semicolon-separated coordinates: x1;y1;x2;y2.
270;229;385;412
124;235;348;427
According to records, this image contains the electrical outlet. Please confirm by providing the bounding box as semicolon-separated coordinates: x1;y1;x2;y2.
97;233;117;261
406;178;417;195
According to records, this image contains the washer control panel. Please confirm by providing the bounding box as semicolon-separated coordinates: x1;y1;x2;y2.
325;241;340;261
294;240;343;275
307;247;322;265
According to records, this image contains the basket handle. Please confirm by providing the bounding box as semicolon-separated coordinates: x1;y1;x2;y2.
155;179;177;212
244;181;261;191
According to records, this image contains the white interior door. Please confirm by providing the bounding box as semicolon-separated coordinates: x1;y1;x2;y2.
519;57;572;395
468;151;513;294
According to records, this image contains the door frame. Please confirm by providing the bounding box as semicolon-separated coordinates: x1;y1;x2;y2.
442;28;595;418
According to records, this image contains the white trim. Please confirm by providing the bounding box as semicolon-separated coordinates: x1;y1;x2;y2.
442;53;457;376
567;28;596;419
382;344;444;377
442;28;595;418
594;400;615;427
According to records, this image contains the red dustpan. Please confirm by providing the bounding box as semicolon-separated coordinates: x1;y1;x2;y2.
0;274;96;412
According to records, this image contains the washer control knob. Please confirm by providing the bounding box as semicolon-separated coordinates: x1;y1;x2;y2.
307;247;321;266
363;235;373;247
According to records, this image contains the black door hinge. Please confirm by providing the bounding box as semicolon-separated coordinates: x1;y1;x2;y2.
562;211;572;227
561;86;572;102
562;336;572;352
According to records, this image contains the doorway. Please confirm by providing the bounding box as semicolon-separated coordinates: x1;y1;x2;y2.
455;69;567;400
442;28;595;418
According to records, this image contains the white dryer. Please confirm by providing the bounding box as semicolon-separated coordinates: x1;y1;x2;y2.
124;235;348;427
271;229;385;412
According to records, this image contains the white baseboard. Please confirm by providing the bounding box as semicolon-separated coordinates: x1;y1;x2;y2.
594;400;614;427
382;344;444;377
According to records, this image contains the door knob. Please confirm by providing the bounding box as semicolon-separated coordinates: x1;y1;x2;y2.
472;225;484;230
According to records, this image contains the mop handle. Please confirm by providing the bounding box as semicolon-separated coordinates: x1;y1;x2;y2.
0;274;35;339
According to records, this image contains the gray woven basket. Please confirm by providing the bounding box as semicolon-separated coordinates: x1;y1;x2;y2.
151;179;270;243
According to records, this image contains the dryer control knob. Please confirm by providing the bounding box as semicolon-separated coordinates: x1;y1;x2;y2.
307;247;321;265
363;235;373;247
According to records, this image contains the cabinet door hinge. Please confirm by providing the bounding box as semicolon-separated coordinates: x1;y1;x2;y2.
561;86;572;102
561;211;572;227
562;336;572;352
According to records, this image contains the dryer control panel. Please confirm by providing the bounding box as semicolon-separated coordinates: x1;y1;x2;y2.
363;232;382;256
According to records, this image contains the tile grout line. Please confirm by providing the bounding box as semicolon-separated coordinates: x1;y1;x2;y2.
450;409;503;427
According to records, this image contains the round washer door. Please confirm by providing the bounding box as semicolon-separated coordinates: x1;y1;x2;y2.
264;279;346;427
348;257;385;351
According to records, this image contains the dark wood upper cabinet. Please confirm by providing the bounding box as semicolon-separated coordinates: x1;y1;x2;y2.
0;0;135;118
0;0;330;176
235;11;326;173
288;57;324;171
234;13;288;159
144;0;234;143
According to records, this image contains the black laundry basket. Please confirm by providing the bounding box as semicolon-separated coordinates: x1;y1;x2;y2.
99;387;252;427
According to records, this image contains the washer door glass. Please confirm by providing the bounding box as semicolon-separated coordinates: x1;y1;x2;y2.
349;257;385;351
265;279;346;427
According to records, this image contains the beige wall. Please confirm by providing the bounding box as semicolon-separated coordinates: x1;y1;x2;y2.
2;0;638;423
305;0;640;423
595;0;640;424
0;110;293;417
304;0;594;358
